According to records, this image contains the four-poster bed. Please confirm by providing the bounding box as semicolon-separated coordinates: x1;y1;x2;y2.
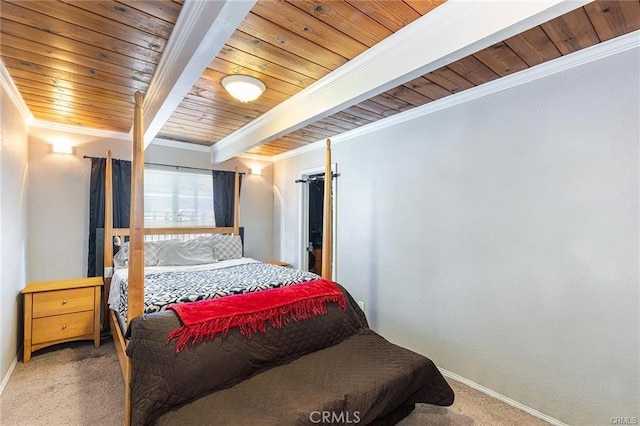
103;92;454;425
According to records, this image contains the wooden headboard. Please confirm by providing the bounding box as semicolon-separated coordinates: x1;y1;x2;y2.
111;226;237;242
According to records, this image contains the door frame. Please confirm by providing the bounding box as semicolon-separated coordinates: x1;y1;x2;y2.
298;163;337;279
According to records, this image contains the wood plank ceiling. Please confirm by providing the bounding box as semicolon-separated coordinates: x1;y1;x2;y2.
0;0;182;132
1;0;639;158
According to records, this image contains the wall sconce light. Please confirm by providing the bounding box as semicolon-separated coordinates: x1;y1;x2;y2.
221;75;266;103
52;141;73;154
251;167;262;176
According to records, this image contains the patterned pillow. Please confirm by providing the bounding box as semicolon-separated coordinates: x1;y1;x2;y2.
214;234;243;260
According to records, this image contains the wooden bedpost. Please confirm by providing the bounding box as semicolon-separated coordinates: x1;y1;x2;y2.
322;139;332;280
104;150;113;332
233;166;240;236
128;91;145;325
124;90;146;426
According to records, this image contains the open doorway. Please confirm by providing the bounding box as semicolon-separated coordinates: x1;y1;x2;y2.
307;173;324;275
298;165;336;277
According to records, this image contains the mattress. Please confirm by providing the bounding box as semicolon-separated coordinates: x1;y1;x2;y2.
108;258;319;331
156;331;454;425
126;284;454;425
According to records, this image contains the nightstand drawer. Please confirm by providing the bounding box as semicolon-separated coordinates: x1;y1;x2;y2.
32;311;94;344
32;287;94;318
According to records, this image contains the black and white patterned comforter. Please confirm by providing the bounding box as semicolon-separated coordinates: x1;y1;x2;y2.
112;260;319;322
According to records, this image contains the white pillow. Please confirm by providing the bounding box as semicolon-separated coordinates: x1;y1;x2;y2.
113;240;166;268
156;238;217;266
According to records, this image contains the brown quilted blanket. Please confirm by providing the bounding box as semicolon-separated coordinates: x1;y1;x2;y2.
126;285;453;425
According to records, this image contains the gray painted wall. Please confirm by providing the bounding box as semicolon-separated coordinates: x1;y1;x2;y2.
273;48;639;424
27;135;274;282
0;84;29;385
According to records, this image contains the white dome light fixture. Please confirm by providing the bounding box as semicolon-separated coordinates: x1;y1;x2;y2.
221;74;266;103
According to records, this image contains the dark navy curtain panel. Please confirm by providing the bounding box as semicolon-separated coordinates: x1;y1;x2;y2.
212;170;242;227
88;157;131;277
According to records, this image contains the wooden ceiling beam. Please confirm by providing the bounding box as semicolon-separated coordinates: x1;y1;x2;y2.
141;0;256;148
211;0;589;163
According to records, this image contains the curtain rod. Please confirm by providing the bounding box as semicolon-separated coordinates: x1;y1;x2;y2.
294;173;339;184
83;156;246;175
145;161;246;175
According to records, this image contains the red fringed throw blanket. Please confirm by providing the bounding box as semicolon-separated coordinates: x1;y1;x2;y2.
167;278;347;352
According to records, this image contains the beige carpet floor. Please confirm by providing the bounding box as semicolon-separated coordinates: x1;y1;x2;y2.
0;340;549;425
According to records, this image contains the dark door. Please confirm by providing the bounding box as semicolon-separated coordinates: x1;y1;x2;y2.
307;174;324;274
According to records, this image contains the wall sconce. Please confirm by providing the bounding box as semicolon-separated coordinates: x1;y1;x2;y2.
52;141;73;154
221;75;266;103
251;167;262;176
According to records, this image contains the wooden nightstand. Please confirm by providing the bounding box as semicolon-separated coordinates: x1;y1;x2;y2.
265;260;292;268
22;277;103;363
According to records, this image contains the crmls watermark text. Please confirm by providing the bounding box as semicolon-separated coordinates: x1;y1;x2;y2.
610;417;638;425
309;411;361;424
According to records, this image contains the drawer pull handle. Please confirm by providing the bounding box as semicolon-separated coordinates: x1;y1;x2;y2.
62;300;68;305
61;324;67;330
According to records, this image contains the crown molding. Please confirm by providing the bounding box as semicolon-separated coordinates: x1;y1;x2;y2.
29;118;130;140
139;137;275;162
211;0;587;163
273;30;640;163
149;139;275;162
150;137;211;152
237;152;274;163
25;120;261;160
0;58;33;124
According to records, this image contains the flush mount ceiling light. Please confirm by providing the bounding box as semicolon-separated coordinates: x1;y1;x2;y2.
221;75;266;103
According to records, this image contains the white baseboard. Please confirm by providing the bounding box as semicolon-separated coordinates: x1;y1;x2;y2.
0;354;19;396
440;368;568;426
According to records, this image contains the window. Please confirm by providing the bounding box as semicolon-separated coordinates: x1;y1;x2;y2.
144;168;214;227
